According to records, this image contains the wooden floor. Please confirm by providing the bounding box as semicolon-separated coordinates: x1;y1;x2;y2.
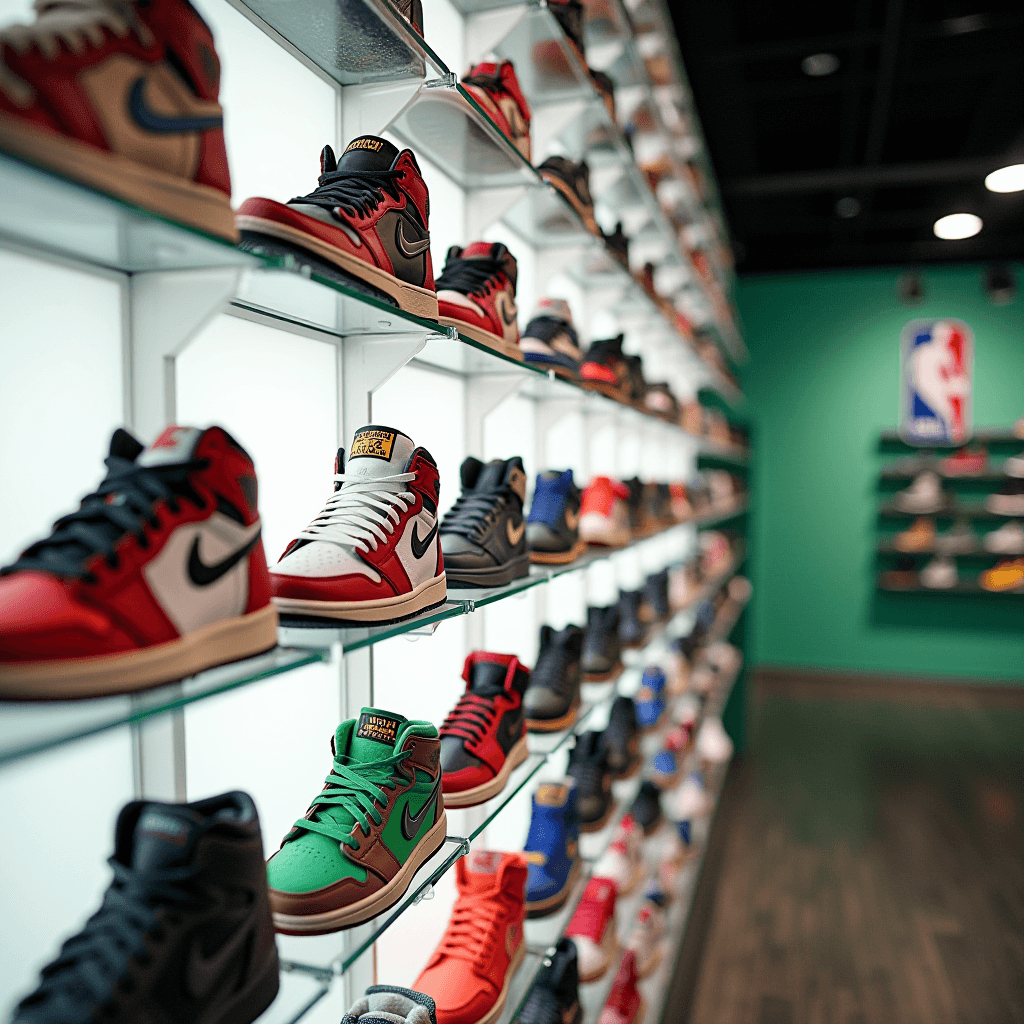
682;680;1024;1024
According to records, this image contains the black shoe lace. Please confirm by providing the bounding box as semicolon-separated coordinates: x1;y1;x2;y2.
440;489;511;541
440;692;497;743
17;860;201;1016
290;168;403;218
1;451;208;581
436;255;506;297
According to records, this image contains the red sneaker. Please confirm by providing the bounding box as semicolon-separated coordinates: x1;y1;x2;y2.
440;652;530;808
0;0;235;239
599;951;644;1024
579;477;631;547
566;876;618;982
0;426;276;699
236;136;437;318
462;61;532;161
436;242;522;360
941;446;987;476
270;425;446;624
415;851;528;1024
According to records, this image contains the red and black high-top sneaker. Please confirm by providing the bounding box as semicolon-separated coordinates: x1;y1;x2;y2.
235;136;437;318
0;427;276;700
270;425;446;623
0;0;235;239
580;334;630;401
436;242;521;361
440;652;530;808
462;60;532;161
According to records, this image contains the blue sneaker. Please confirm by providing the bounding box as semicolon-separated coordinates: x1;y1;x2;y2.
519;299;584;379
527;470;585;564
523;781;580;917
634;666;666;730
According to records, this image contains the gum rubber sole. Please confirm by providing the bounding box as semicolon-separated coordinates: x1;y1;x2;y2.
273;573;447;624
443;735;530;808
530;539;587;564
526;697;581;733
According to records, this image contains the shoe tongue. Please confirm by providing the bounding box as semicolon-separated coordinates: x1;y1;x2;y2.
131;803;205;870
534;297;572;323
475;458;511;491
136;425;204;468
337;135;399;172
346;425;415;478
460;850;505;892
461;241;497;259
468;658;508;697
349;707;407;762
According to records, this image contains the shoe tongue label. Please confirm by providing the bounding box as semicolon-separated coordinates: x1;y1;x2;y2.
535;783;568;807
132;806;201;869
351;708;407;760
338;135;399;172
346;425;415;478
467;850;504;875
137;426;203;467
351;427;398;462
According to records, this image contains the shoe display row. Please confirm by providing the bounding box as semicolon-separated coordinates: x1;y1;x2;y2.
880;554;1024;593
891;465;1024;517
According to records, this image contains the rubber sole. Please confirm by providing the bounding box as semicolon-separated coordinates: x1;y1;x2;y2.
584;660;624;683
0;605;279;701
271;812;447;934
525;857;581;918
234;216;439;319
445;552;531;589
576;919;619;982
0;113;238;241
526;696;581;733
438;314;524;362
443;735;530;808
542;171;600;235
273;573;447;624
530;539;587;565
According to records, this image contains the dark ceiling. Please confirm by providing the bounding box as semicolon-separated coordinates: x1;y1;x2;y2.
671;0;1024;274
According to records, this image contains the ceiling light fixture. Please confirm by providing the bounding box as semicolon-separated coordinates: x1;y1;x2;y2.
835;197;860;218
933;213;982;239
801;53;839;76
985;164;1024;193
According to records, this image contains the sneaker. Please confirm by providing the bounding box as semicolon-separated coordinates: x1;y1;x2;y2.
641;570;670;622
892;516;936;552
921;555;957;589
623;355;648;407
592;814;644;895
539;156;599;234
980;558;1024;592
440;652;530;808
0;0;236;239
670;483;692;522
935;520;976;554
12;792;278;1024
580;335;630;401
669;771;711;822
621;477;644;535
548;0;586;62
266;707;446;933
518;938;581;1024
618;590;646;648
565;878;618;982
644;383;680;422
340;988;437;1024
983;520;1024;555
462;60;532;161
440;456;530;587
436;242;522;361
582;604;623;681
986;477;1024;516
695;718;734;766
0;426;276;700
627;903;666;978
650;727;688;788
394;0;424;33
629;780;663;835
603;220;628;267
599;951;643;1024
567;731;615;831
579;477;632;547
1003;452;1024;478
602;696;641;778
525;624;584;731
879;554;920;590
893;470;946;513
528;470;586;564
520;298;585;379
941;446;987;476
236;137;437;318
667;636;698;694
523;782;582;917
634;667;666;730
414;851;527;1024
270;425;446;623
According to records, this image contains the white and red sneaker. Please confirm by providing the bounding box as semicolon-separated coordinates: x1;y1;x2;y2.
462;60;532;161
435;242;522;361
235;136;437;319
0;426;277;699
565;877;618;982
579;477;631;547
270;425;446;623
592;813;644;896
599;951;644;1024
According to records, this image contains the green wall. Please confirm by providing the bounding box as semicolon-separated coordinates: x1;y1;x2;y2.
737;263;1024;683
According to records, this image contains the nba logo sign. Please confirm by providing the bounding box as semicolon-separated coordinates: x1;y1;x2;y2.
899;319;973;445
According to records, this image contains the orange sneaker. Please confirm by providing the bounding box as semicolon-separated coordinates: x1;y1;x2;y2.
980;558;1024;592
415;851;527;1024
893;516;935;552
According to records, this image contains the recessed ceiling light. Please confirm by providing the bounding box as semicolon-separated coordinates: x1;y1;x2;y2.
985;164;1024;193
934;213;982;239
835;197;860;218
801;53;839;76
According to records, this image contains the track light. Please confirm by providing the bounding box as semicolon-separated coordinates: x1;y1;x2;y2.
934;213;982;239
985;164;1024;193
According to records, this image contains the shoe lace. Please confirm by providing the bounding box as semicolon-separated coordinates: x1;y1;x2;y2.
290;167;403;218
0;452;208;581
523;315;579;349
436;255;507;298
298;471;416;554
440;488;510;542
528;476;569;529
440;692;498;744
290;749;412;848
439;894;507;960
18;858;200;1013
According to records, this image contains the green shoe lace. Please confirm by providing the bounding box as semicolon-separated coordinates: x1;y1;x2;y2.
290;749;413;849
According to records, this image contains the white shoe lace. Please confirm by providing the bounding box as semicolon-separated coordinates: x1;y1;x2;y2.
298;472;417;554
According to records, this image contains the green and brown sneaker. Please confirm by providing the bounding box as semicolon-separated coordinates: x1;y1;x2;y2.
267;707;446;934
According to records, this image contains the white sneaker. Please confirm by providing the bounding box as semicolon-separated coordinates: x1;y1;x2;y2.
894;470;945;513
592;814;645;896
1004;454;1024;478
696;718;734;764
669;772;711;821
627;903;666;978
984;520;1024;555
705;641;742;675
921;555;957;589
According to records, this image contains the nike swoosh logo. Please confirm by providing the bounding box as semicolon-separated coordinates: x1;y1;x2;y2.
187;528;261;587
128;77;224;134
400;772;441;841
396;219;431;258
185;906;258;1001
507;519;525;546
410;520;438;559
497;295;518;326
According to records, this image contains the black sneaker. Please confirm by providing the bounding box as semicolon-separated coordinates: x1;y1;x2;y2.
623;354;647;406
567;731;615;831
525;624;584;731
641;570;670;622
580;334;630;401
581;603;622;681
539;156;598;235
629;780;663;835
13;792;279;1024
519;938;581;1024
986;476;1024;516
603;220;628;267
621;476;644;535
618;589;646;648
440;456;530;587
548;0;586;61
528;469;585;564
602;696;641;778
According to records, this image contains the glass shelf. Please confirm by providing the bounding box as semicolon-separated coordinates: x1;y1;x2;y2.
0;152;257;273
697;444;750;470
876;576;1023;596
